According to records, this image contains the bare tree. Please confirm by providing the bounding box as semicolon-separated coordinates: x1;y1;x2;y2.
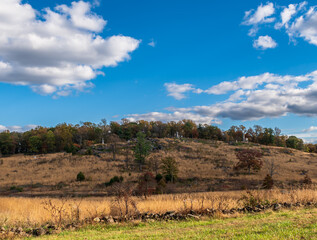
265;159;279;177
148;152;161;175
109;182;138;217
108;134;121;161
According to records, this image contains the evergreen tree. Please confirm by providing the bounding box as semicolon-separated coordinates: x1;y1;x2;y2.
161;156;179;183
134;132;151;170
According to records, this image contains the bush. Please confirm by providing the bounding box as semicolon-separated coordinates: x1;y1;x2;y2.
165;174;172;182
303;175;312;185
85;148;93;155
65;144;80;155
240;191;271;208
105;176;123;187
156;178;166;194
262;174;274;189
161;156;178;183
155;173;163;182
10;186;23;192
76;172;85;181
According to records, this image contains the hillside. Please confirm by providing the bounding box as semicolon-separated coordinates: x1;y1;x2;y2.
0;138;316;197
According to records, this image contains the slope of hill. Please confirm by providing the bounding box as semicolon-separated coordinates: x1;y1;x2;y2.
0;138;316;197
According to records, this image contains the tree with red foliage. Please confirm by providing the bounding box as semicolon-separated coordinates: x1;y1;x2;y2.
234;149;263;174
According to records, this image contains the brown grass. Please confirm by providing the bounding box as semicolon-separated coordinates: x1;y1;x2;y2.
0;189;317;227
0;139;316;196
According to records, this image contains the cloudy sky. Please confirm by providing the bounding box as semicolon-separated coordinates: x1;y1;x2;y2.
1;0;317;142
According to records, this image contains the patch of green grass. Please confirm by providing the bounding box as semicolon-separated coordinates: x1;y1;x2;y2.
31;208;317;240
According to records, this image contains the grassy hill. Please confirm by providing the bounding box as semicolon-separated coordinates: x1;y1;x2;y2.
0;138;316;197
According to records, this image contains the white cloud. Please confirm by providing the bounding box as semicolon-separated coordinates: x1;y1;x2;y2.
0;124;37;132
303;126;317;132
288;6;317;46
205;81;239;94
275;4;299;29
164;83;196;100
205;72;282;94
291;131;317;143
56;1;106;32
127;112;221;125
242;2;317;48
243;2;275;25
253;35;277;49
243;2;275;36
0;0;140;97
130;70;317;124
148;39;156;47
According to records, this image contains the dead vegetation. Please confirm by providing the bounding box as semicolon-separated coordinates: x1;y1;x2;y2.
0;188;317;228
0;139;316;196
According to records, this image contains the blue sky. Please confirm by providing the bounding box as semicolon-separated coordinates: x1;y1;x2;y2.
1;0;317;141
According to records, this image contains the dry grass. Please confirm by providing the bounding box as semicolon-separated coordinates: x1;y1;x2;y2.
0;139;317;196
0;189;317;227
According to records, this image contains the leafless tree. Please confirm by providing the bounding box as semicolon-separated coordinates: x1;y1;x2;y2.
265;159;279;177
108;134;121;161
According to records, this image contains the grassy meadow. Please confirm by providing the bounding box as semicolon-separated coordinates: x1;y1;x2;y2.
29;208;317;240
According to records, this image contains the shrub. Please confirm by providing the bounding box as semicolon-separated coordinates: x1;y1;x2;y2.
156;179;166;194
155;173;163;182
262;174;274;189
10;186;23;192
85;148;93;155
109;183;138;217
161;156;178;183
76;172;85;181
65;144;80;155
303;175;312;185
105;176;124;187
240;191;271;208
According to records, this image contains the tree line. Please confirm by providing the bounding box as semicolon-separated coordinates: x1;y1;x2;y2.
0;119;312;156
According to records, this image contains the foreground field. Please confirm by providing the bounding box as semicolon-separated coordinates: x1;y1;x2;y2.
1;189;316;227
31;208;317;240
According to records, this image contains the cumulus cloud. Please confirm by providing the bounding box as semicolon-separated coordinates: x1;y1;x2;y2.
303;126;317;132
242;2;275;36
275;4;300;29
129;70;317;124
288;6;317;45
291;131;317;143
127;112;221;125
0;124;37;132
164;83;197;100
0;0;140;97
241;2;317;48
253;35;277;49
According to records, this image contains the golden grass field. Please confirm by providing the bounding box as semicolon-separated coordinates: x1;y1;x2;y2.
1;138;317;237
0;139;316;196
0;189;317;227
